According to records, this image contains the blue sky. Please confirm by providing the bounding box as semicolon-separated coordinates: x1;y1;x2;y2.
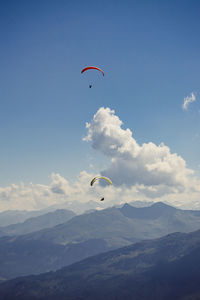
0;0;200;210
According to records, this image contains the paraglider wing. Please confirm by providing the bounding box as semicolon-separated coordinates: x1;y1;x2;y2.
90;176;112;202
90;176;112;186
100;176;112;185
81;66;104;76
90;177;98;186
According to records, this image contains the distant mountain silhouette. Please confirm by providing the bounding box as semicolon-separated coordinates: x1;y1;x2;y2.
0;209;75;237
1;229;200;299
120;202;177;219
1;202;200;280
0;209;47;227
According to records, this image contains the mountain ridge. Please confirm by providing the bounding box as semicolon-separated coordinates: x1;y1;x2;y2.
0;209;75;237
1;229;200;299
1;201;200;280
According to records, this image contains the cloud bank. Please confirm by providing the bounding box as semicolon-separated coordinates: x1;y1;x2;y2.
182;92;196;110
83;107;200;200
0;107;200;212
0;172;101;212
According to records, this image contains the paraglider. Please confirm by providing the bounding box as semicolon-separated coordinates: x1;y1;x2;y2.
81;66;104;76
90;176;112;201
90;176;112;186
81;66;104;88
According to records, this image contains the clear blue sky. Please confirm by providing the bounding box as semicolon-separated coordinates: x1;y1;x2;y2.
1;0;200;186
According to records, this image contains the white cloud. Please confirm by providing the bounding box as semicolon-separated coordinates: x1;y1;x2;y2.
0;168;199;212
50;173;72;195
0;182;51;211
83;107;200;200
1;107;200;212
0;171;116;212
182;92;196;110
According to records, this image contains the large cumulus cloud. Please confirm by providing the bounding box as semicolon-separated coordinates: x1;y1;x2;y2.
83;107;198;197
0;107;200;212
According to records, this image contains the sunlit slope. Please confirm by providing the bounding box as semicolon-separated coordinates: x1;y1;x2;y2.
25;207;140;247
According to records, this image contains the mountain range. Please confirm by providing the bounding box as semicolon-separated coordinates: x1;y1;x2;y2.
0;200;101;226
0;202;200;280
1;229;200;299
0;200;153;227
0;209;75;237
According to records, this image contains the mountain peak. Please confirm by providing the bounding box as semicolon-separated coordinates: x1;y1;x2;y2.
120;201;177;220
122;203;132;208
151;202;177;210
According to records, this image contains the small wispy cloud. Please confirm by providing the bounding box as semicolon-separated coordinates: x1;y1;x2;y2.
182;92;196;110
